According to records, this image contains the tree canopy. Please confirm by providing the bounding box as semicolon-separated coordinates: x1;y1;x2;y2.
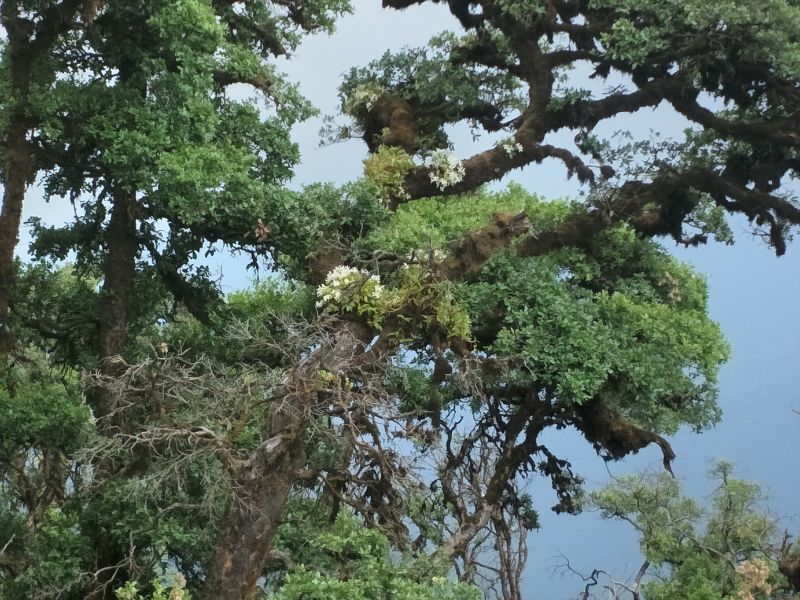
0;0;798;599
577;462;800;599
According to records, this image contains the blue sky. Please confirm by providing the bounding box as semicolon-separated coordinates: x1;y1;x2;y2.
12;1;800;596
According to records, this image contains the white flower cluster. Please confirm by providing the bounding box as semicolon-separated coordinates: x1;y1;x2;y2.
345;84;382;114
404;248;448;263
316;265;384;309
499;137;524;157
426;149;466;190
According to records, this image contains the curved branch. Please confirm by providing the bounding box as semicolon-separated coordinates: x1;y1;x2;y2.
669;95;800;148
141;239;218;326
213;69;274;97
395;140;596;204
575;397;676;475
546;75;681;131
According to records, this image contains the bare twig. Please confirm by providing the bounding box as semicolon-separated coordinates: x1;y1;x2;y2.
0;534;15;557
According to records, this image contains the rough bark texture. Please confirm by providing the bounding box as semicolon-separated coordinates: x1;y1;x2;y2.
200;404;308;599
0;107;34;353
200;320;371;600
779;534;800;592
575;396;676;474
0;0;84;353
0;4;36;353
95;188;138;423
86;187;138;600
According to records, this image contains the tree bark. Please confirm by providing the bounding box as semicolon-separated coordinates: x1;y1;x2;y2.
95;187;138;422
0;4;36;353
201;320;371;600
86;187;138;600
0;0;84;353
0;106;34;353
200;403;308;599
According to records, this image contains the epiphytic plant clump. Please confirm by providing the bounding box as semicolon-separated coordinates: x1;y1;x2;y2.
426;150;466;191
316;265;384;325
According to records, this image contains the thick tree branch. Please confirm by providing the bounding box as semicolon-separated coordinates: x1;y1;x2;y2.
395;139;595;204
575;396;676;475
213;69;274;97
669;95;800;148
141;239;217;326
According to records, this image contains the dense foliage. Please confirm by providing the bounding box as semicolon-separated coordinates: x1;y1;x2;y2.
585;463;800;599
1;0;799;599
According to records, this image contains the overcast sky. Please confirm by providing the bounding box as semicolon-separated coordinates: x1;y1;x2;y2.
12;1;800;597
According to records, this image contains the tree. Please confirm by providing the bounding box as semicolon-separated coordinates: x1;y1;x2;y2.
1;186;733;599
568;462;800;600
2;0;347;596
1;0;800;599
0;0;87;352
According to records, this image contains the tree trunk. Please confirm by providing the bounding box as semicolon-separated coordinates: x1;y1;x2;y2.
86;187;138;600
95;187;138;423
0;0;84;353
0;6;35;353
200;405;307;599
0;112;34;353
201;320;371;600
